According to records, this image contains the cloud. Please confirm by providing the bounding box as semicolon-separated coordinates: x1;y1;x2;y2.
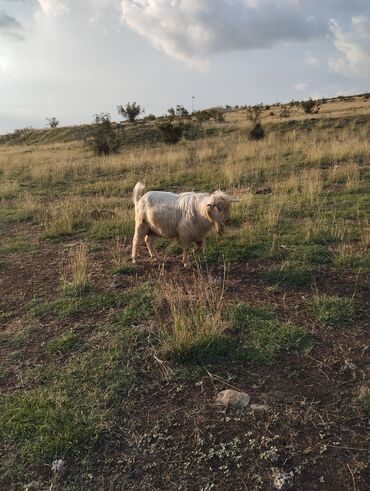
0;11;24;41
329;16;370;78
37;0;70;17
294;82;308;92
304;50;319;66
120;0;325;68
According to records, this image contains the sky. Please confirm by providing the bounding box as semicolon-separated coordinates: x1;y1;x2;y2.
0;0;370;133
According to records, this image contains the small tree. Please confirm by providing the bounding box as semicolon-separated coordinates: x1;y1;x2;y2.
246;105;265;140
246;105;263;124
175;105;189;118
86;113;122;156
158;121;185;144
117;102;144;123
46;117;59;128
301;98;321;114
249;122;265;140
167;107;176;121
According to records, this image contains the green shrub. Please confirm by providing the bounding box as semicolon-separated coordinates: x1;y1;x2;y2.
249;122;265;141
158;121;185;144
86;113;122;156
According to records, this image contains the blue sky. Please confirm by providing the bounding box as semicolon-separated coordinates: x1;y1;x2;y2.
0;0;369;133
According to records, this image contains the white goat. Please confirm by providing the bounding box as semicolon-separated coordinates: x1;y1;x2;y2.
131;182;239;267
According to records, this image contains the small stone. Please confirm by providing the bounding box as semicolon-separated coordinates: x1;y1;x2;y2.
250;403;269;411
216;389;250;410
51;459;65;474
271;468;294;490
255;186;272;195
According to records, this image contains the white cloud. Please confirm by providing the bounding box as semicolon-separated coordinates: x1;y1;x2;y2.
37;0;70;17
120;0;325;68
329;16;370;78
304;49;319;66
294;82;308;91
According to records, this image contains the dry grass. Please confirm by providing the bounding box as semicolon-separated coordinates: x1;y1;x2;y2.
156;267;229;361
61;242;90;295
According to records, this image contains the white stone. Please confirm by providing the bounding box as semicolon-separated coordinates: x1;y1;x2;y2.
216;389;250;410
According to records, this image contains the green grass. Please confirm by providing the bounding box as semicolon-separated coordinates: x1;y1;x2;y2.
160;301;311;365
262;262;313;288
0;239;35;254
290;244;333;266
29;284;153;323
0;327;139;484
45;332;81;355
162;330;237;364
334;252;370;273
227;302;312;362
310;294;357;327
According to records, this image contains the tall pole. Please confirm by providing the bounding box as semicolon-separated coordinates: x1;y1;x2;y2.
192;95;195;114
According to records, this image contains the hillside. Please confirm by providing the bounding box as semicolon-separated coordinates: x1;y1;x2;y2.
0;94;369;490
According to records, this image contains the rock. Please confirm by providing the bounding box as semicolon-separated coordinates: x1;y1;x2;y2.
255;186;272;195
216;389;250;410
271;468;294;490
51;459;65;474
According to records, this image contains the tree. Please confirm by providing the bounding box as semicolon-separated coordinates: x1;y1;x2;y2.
167;107;176;121
117;102;144;123
175;105;189;118
46;117;59;128
86;113;122;156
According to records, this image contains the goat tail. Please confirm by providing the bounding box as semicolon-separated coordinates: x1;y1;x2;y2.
132;181;145;206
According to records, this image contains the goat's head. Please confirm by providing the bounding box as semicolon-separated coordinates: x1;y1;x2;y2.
206;191;240;235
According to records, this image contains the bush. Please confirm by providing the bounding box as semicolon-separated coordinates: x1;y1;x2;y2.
249;122;265;140
301;98;321;114
86;113;122;156
117;102;144;123
158;121;185;144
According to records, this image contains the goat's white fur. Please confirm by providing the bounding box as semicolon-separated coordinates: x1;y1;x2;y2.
131;182;239;267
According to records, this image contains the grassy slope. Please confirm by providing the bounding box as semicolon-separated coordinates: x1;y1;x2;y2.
0;95;369;490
